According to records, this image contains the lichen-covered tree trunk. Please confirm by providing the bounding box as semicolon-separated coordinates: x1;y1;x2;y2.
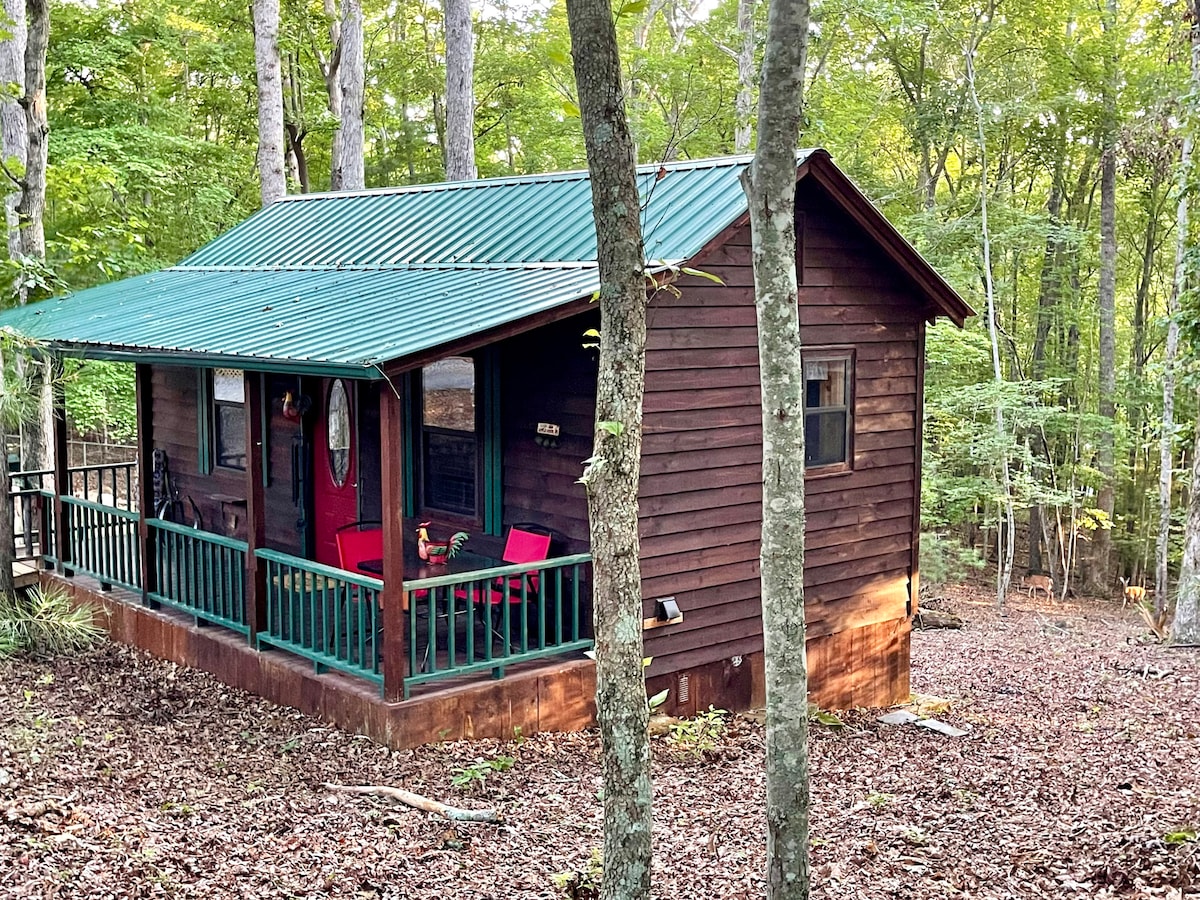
1091;0;1119;596
1173;396;1200;646
734;0;755;154
252;0;286;205
443;0;476;180
1;0;26;264
565;0;651;895
17;0;50;473
741;0;810;894
333;0;365;191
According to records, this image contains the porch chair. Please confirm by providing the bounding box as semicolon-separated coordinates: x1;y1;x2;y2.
458;526;553;643
335;521;384;577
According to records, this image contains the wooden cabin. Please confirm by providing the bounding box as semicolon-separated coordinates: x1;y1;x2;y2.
0;150;971;746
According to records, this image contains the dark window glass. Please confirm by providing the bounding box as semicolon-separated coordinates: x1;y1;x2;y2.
420;357;477;516
213;368;246;470
803;357;850;468
327;379;351;486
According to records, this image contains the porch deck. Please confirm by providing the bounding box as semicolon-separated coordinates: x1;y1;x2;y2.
46;570;597;748
10;460;594;708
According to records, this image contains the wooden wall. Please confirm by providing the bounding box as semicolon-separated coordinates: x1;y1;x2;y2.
640;176;925;697
497;314;598;555
148;365;305;556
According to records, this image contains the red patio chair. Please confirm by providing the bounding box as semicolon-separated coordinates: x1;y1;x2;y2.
335;522;384;578
457;527;552;639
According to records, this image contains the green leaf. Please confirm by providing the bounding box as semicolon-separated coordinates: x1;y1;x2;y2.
562;100;580;118
546;48;571;67
680;267;725;285
616;0;648;17
647;688;669;710
597;420;624;437
583;328;601;338
1165;829;1197;844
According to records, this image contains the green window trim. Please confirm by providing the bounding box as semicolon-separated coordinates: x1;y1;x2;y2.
399;352;502;536
197;370;212;475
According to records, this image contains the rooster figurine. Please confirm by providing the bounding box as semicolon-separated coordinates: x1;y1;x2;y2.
415;522;469;565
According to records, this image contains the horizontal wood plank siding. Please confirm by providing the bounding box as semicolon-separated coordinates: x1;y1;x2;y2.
640;176;928;693
497;315;598;555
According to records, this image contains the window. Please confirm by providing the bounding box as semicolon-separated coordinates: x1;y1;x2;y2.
213;368;246;470
327;379;351;486
420;357;477;517
803;352;852;470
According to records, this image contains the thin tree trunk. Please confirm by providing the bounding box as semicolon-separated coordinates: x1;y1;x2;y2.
333;0;364;190
16;0;49;473
965;37;1014;606
565;0;651;895
323;0;344;182
742;0;809;893
1;0;26;265
1092;0;1119;596
734;0;755;154
252;0;286;205
443;0;476;180
1169;0;1200;644
1174;388;1200;645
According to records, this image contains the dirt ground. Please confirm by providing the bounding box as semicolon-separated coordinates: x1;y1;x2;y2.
2;586;1198;899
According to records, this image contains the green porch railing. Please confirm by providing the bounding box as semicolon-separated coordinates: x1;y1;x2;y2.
62;495;141;592
402;553;593;692
255;548;384;685
37;488;56;566
148;519;248;633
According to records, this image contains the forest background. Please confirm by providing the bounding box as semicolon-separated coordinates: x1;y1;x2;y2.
7;0;1198;599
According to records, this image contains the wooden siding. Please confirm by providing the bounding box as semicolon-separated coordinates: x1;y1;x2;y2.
148;366;304;556
497;314;598;555
640;176;926;686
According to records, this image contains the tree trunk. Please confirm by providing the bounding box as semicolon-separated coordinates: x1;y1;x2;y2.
323;0;344;182
742;0;809;894
733;0;755;154
1174;388;1200;645
252;0;286;205
333;0;365;191
1;0;26;264
1167;0;1200;639
565;0;651;897
443;0;476;180
1091;0;1119;596
15;0;49;473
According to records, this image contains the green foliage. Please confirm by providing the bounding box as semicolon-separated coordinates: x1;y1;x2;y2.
450;754;515;791
63;360;137;441
0;586;103;658
551;848;603;900
920;534;986;588
667;705;727;755
807;703;845;728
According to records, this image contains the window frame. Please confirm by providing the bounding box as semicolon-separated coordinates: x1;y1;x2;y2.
801;348;854;476
416;356;483;526
211;368;248;472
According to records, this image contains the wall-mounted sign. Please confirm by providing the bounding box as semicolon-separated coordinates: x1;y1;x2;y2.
536;422;561;437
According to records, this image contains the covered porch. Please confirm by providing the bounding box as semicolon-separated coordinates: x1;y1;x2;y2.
20;311;598;703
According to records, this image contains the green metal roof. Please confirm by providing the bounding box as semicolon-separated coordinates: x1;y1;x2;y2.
0;149;971;375
0;153;785;377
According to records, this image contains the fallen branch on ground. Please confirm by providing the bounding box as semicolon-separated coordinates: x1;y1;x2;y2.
322;783;500;823
914;609;963;630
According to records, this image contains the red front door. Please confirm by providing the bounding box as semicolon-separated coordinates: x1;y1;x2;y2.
312;378;358;567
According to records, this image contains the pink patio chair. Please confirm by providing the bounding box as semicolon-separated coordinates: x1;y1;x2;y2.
456;528;552;639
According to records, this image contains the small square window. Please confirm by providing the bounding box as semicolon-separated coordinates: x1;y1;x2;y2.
803;353;852;470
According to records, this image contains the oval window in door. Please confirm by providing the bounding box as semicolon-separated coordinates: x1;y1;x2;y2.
327;380;351;487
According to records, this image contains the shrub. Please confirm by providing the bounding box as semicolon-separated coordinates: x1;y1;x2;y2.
920;533;985;588
0;586;102;658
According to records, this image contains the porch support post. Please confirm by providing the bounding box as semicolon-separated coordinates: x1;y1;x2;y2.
244;372;268;641
135;363;156;604
51;355;70;570
380;383;408;701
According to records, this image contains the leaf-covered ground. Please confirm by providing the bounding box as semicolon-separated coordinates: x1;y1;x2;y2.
2;586;1198;899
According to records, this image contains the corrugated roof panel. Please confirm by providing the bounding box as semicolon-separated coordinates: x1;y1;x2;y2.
181;155;768;269
0;153;838;371
1;267;601;374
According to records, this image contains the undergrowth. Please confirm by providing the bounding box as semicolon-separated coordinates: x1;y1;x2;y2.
0;585;102;658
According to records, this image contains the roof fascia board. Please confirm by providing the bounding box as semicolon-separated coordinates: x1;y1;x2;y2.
49;345;384;379
800;155;974;327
